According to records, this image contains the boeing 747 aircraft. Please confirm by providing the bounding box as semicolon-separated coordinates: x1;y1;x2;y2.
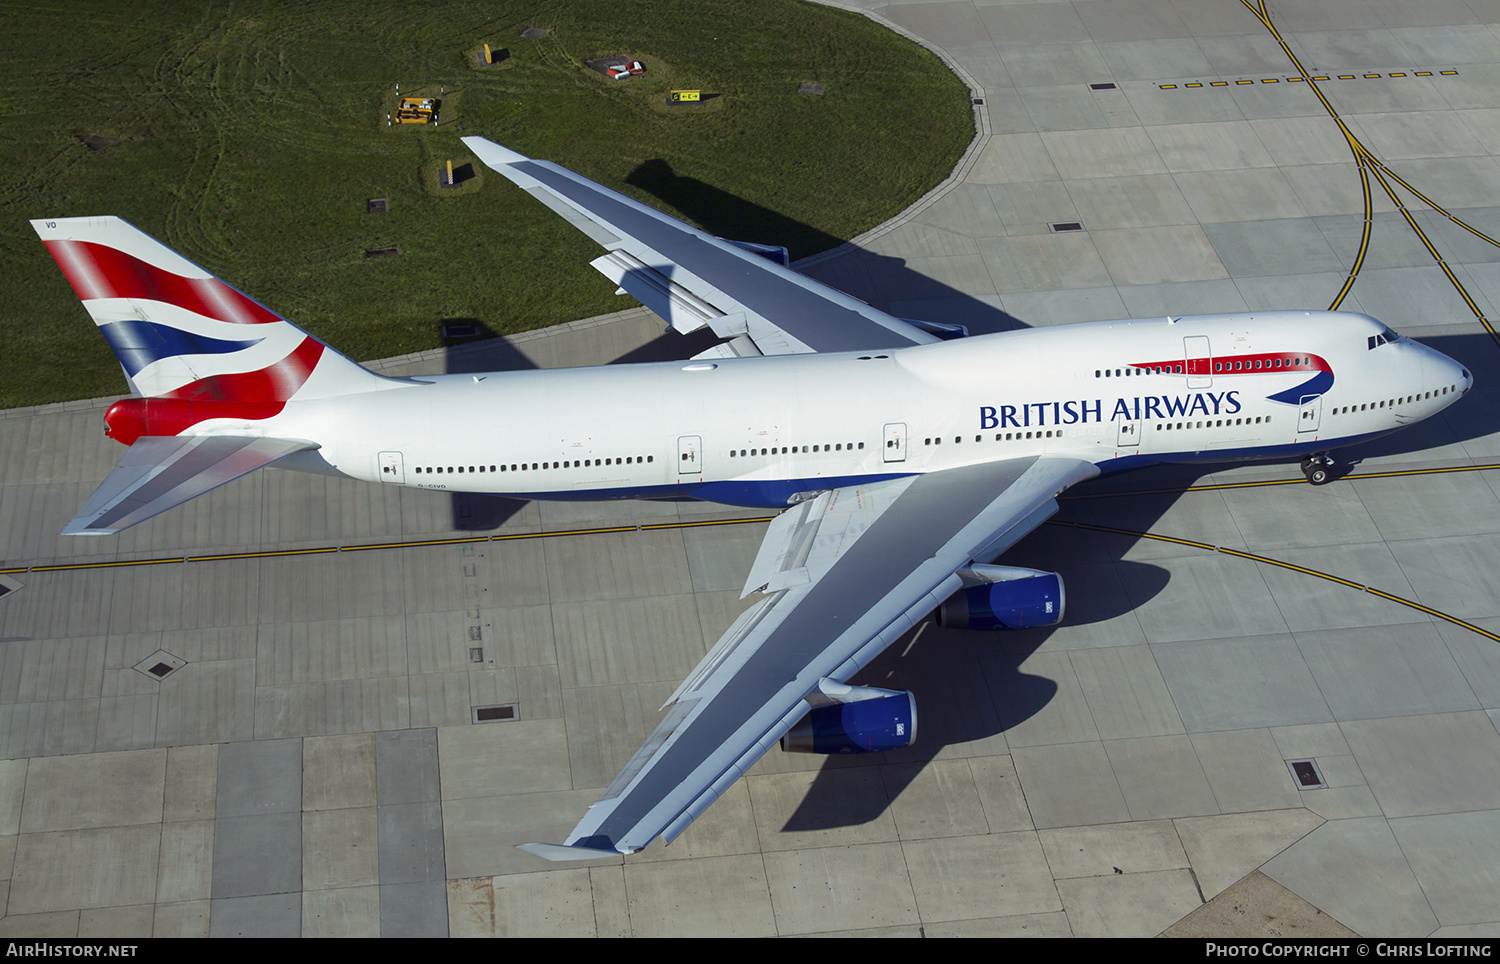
31;136;1471;859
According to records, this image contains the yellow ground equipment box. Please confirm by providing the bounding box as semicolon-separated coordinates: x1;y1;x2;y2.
396;97;437;124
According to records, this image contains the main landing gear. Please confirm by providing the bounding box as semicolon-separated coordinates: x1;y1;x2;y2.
1301;453;1335;486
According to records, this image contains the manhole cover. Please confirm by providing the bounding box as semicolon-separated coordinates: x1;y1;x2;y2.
1286;758;1328;789
133;650;186;681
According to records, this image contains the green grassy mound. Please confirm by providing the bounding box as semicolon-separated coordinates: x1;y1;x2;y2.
0;0;973;407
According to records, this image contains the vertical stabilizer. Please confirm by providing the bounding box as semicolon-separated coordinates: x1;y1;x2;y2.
32;217;395;403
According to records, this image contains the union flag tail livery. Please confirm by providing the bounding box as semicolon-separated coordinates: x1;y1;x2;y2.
33;217;389;407
31;217;399;534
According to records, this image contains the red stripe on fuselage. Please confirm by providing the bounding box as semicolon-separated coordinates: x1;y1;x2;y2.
1127;352;1331;374
42;240;283;325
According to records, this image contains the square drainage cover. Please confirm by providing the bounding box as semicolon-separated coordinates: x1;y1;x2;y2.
473;703;518;723
1286;758;1328;790
134;650;186;681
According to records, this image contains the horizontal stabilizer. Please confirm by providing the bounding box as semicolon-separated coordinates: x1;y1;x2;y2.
64;435;317;535
516;841;622;862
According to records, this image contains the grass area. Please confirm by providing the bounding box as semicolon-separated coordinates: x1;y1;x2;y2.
0;0;974;408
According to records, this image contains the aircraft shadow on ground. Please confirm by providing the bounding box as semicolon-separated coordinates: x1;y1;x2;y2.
782;463;1244;831
781;341;1500;832
421;168;1500;828
437;173;1500;801
438;318;537;374
626;158;1031;334
1343;331;1498;465
781;518;1177;833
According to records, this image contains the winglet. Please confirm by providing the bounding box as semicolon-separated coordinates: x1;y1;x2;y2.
461;137;544;190
460;135;529;166
517;841;624;862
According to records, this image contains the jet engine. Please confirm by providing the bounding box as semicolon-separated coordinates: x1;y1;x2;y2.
782;682;917;754
936;565;1065;631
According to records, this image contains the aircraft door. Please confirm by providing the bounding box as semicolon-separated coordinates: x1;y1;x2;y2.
1184;336;1212;389
677;435;703;474
883;423;907;463
1297;395;1323;434
378;451;405;484
1116;420;1140;447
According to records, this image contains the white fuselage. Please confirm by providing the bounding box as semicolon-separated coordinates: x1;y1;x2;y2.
210;311;1471;508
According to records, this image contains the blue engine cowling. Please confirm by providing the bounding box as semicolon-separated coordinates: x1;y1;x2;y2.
781;690;917;754
936;567;1065;631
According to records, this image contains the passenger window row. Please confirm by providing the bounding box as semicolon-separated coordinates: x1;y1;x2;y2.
1093;357;1318;377
1215;357;1313;371
1156;417;1269;431
728;443;865;457
1097;367;1178;376
925;431;1063;444
1331;385;1454;415
414;456;654;475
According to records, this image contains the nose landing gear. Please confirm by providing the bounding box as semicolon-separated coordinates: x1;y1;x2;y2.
1301;453;1335;485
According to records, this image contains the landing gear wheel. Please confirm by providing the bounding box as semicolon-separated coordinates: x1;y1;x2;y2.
1301;452;1335;486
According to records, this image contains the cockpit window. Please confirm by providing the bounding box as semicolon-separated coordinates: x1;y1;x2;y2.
1367;326;1401;350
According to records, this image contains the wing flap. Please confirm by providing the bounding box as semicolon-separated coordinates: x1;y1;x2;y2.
462;136;938;355
589;250;729;338
741;493;826;597
64;435;317;535
523;456;1099;859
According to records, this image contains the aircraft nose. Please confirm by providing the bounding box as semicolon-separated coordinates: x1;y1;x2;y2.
1411;342;1471;404
1446;354;1472;396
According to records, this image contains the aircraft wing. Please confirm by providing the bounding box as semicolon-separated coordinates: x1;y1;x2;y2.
521;455;1098;860
462;136;941;357
64;435;318;535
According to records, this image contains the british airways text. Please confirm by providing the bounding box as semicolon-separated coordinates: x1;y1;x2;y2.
980;391;1243;429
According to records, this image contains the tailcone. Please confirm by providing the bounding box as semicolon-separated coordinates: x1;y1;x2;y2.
104;397;286;446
